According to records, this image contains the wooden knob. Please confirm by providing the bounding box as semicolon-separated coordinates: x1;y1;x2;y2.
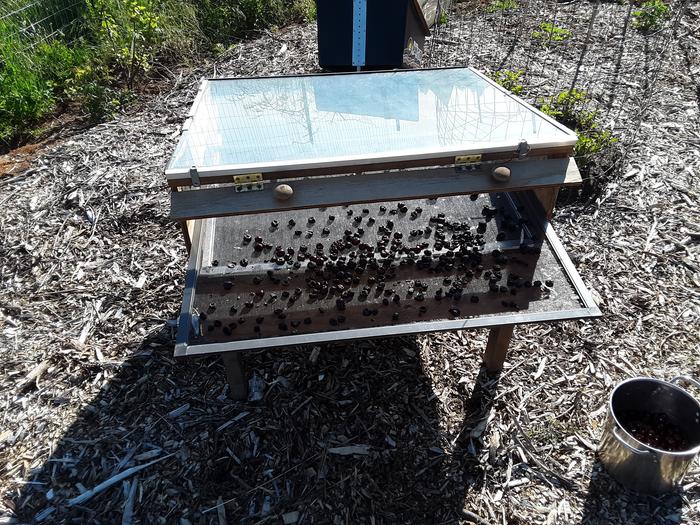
492;166;511;182
274;184;293;200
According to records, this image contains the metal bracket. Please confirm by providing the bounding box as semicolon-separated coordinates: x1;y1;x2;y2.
516;140;530;159
352;0;367;67
234;173;264;193
191;312;201;338
189;165;200;187
455;154;482;172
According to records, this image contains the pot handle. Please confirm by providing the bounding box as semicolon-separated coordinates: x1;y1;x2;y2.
613;427;650;455
672;376;700;392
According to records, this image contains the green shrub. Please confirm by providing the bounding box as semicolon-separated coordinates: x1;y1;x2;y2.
291;0;317;22
0;0;315;148
65;62;123;122
538;89;617;161
531;22;571;43
491;69;524;95
487;0;518;12
632;0;670;31
197;0;280;43
34;41;91;94
539;89;589;127
86;0;162;87
0;22;52;144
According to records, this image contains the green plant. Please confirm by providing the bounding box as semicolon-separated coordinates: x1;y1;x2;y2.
0;21;54;144
538;89;617;160
492;69;524;95
65;63;124;122
87;0;161;87
0;0;314;149
291;0;317;21
574;128;617;158
438;11;449;25
539;89;589;126
34;41;91;94
531;22;571;43
196;0;285;43
487;0;518;12
632;0;670;31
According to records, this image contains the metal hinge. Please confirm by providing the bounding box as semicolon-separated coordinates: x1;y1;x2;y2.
516;139;530;159
234;173;264;193
455;154;482;172
189;165;200;187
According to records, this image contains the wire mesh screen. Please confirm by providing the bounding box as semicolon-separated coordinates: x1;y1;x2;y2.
0;0;86;54
423;0;689;154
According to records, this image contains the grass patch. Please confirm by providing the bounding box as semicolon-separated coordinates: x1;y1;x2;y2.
196;0;315;47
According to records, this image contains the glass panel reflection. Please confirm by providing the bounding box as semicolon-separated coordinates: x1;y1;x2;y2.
168;68;573;172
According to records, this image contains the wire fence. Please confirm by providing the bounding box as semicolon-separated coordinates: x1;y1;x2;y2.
0;0;689;161
0;0;86;55
424;0;689;150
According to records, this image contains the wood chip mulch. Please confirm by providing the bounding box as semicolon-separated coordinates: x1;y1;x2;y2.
1;1;699;523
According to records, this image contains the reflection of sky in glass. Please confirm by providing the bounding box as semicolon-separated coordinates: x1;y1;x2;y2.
168;69;573;172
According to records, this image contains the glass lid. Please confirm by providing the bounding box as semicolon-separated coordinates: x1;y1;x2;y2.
166;67;576;179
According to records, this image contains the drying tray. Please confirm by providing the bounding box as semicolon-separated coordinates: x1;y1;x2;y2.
174;191;599;357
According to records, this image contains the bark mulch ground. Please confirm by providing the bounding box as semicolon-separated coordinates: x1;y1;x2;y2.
1;1;699;523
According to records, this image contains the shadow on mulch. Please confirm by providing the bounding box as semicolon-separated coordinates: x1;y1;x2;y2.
10;328;500;524
581;461;688;525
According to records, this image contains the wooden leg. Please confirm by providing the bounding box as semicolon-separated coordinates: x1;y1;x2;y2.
533;187;560;219
179;220;192;252
483;325;514;373
221;353;247;400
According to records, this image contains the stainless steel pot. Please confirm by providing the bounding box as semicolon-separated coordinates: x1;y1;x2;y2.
598;376;700;494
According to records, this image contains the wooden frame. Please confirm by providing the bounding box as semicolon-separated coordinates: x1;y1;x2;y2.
170;158;581;221
165;67;578;187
